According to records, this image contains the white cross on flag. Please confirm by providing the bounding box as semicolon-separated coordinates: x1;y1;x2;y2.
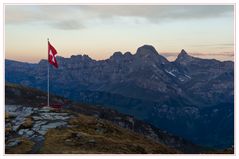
48;41;58;68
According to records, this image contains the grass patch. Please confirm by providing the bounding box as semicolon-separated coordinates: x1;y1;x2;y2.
5;137;34;154
39;114;178;154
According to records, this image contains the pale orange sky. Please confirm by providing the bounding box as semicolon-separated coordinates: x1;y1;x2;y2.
5;5;234;63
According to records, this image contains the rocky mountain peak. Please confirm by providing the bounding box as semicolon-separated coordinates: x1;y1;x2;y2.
175;49;193;62
69;54;93;63
70;54;83;59
180;49;188;56
82;54;92;61
70;54;90;59
135;45;159;57
110;51;123;60
38;59;47;65
124;51;133;57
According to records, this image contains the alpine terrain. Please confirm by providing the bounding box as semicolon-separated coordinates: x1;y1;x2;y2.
5;45;234;149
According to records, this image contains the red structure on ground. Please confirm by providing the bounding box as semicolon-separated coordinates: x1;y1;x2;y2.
50;104;63;109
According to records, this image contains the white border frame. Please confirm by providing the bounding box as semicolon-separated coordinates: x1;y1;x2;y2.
1;1;238;159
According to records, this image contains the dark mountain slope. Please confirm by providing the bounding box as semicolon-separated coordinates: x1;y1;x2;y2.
5;83;210;154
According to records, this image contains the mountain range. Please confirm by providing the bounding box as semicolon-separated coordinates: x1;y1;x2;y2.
5;45;234;148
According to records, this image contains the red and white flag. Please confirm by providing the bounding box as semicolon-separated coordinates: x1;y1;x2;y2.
48;41;58;68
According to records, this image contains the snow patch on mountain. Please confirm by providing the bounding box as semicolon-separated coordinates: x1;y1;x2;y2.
165;70;176;77
185;74;191;79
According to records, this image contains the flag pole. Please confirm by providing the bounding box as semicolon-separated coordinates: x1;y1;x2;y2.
47;38;50;107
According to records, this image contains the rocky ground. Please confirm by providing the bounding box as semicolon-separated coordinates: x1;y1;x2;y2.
5;105;73;153
5;105;178;154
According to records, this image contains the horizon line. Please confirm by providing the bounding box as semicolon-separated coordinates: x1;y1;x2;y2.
5;50;234;64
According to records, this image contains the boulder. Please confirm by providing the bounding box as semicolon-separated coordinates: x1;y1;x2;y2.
6;139;21;147
5;112;17;119
20;117;33;129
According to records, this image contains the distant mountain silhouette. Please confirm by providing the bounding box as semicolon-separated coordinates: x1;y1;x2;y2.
5;45;234;148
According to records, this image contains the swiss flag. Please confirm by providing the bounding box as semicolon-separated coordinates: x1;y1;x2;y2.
48;41;58;68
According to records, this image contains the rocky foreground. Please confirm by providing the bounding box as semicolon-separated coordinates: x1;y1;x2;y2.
5;105;178;154
5;105;72;153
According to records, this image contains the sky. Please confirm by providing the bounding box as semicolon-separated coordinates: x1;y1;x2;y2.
5;5;234;63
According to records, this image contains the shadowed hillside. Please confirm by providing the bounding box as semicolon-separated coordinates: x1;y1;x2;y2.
5;83;222;154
